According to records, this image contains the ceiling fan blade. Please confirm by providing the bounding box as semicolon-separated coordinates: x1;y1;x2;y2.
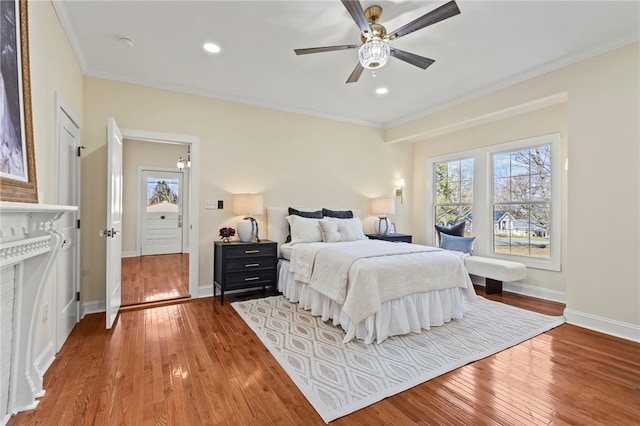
294;45;358;55
388;0;460;40
341;0;371;35
346;63;364;84
391;49;435;70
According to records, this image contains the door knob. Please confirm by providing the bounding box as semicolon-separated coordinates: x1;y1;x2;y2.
99;229;119;238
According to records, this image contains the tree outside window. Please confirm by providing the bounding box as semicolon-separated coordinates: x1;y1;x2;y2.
493;145;551;259
146;178;179;213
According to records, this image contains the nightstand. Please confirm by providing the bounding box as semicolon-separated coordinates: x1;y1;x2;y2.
213;240;277;305
366;233;413;243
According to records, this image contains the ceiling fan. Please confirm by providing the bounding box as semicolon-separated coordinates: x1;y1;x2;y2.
294;0;461;83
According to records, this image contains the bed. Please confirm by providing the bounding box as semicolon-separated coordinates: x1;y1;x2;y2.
267;207;476;344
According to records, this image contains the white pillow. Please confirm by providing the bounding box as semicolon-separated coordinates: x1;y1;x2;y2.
331;217;366;241
319;219;341;242
286;215;323;245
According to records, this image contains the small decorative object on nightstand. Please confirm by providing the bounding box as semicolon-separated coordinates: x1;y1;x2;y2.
218;227;235;243
366;233;412;243
213;240;277;305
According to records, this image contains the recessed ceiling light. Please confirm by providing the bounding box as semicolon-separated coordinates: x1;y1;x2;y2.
118;37;134;48
376;87;388;95
203;42;221;54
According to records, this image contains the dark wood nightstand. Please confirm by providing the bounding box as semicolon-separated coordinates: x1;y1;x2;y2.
213;240;277;305
366;233;413;243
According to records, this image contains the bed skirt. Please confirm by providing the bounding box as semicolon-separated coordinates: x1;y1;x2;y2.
277;259;470;344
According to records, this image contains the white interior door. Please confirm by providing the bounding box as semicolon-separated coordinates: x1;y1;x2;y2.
140;169;183;255
55;98;80;351
105;117;123;329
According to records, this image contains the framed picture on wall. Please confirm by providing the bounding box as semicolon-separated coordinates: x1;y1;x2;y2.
0;0;37;203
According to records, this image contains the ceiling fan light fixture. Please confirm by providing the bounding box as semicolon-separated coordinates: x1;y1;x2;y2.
358;39;390;70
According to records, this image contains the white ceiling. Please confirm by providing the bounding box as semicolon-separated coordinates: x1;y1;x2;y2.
54;1;639;128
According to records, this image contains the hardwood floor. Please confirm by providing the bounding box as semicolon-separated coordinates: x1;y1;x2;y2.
121;254;189;306
8;287;640;425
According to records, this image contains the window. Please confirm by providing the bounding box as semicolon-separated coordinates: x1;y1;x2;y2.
146;178;180;213
434;158;473;238
493;146;551;259
427;133;561;271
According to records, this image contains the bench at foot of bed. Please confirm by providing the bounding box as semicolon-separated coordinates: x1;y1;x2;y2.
463;256;526;294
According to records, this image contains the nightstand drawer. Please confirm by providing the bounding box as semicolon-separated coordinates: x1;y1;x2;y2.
224;270;276;288
366;233;413;243
226;258;274;272
224;244;277;259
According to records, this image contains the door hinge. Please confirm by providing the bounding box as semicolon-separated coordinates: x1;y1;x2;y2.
76;219;81;229
77;145;86;157
76;291;80;302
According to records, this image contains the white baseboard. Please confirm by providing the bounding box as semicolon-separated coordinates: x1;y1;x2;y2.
564;309;640;343
34;341;55;377
122;249;190;259
81;300;105;318
198;284;214;298
470;275;566;304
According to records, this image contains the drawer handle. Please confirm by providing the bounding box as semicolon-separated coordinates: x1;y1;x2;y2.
244;250;260;254
244;277;260;281
245;263;260;267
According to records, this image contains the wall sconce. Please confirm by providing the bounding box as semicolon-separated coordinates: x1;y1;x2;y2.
370;198;396;235
395;178;405;204
177;146;191;169
232;193;264;242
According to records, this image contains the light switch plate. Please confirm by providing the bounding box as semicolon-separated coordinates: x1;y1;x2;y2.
204;200;217;209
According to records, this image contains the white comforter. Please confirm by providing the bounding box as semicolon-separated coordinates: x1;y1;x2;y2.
289;240;473;325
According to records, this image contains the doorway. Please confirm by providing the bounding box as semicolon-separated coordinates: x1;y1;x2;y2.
117;129;199;309
121;165;189;307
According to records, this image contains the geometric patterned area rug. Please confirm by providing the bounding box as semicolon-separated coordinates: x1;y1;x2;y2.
232;295;565;423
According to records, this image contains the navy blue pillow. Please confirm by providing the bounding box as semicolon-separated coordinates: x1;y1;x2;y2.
288;207;323;219
435;222;465;243
286;208;323;242
322;208;353;219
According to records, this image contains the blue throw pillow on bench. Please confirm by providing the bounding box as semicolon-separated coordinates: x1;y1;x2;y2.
440;233;475;254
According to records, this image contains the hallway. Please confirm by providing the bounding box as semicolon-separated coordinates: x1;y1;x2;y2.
121;253;189;306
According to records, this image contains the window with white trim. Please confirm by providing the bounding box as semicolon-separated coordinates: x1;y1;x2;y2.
493;145;551;259
427;133;561;271
434;158;473;240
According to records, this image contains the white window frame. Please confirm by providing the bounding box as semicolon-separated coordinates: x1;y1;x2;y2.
426;133;561;271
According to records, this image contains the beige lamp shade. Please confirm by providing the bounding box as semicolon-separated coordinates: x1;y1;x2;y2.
232;193;264;216
370;198;396;216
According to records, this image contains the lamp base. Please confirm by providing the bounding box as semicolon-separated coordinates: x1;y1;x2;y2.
374;217;391;235
237;221;252;242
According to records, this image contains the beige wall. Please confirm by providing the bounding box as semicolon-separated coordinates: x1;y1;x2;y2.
122;140;189;254
82;78;413;301
26;0;83;360
29;0;83;203
399;43;639;329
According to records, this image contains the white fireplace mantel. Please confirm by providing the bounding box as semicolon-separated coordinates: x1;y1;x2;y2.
0;201;77;423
